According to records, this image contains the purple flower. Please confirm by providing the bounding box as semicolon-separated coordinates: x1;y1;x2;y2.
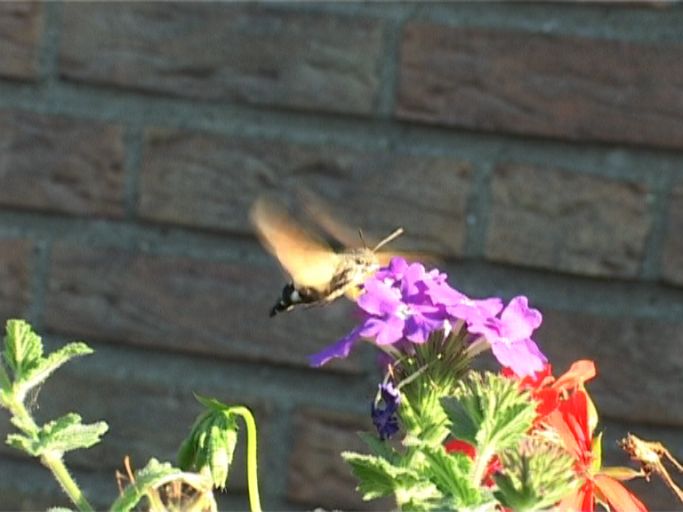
308;257;548;376
371;382;401;440
467;296;547;376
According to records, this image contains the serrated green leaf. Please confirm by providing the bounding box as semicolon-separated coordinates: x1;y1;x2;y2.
111;459;181;512
42;417;108;454
342;452;408;500
15;342;93;398
440;397;478;444
423;446;481;506
10;412;37;434
6;432;38;455
112;458;214;512
4;319;43;377
194;393;231;411
446;373;537;459
394;479;443;511
12;413;108;457
494;438;577;511
0;362;10;392
358;431;397;462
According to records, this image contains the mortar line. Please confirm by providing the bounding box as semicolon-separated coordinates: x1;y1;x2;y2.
463;160;496;259
37;0;63;84
376;5;417;119
25;236;52;332
641;172;676;281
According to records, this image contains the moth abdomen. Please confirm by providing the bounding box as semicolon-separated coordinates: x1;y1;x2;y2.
270;283;327;317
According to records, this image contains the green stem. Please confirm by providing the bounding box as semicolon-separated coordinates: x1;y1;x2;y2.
472;445;496;487
41;452;95;512
5;395;94;512
229;406;262;512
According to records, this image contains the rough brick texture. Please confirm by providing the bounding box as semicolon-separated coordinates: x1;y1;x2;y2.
0;239;31;320
59;3;384;115
661;182;683;285
485;164;651;277
287;409;394;510
0;110;125;217
0;2;43;81
0;3;682;511
139;129;472;256
537;309;683;425
397;24;683;149
44;242;361;372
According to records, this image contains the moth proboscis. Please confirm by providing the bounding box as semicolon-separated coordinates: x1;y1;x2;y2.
250;197;404;317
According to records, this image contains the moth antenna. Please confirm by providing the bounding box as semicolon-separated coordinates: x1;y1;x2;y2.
358;228;367;249
373;227;404;252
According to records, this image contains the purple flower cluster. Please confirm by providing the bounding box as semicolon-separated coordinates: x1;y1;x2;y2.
309;257;547;376
371;381;401;440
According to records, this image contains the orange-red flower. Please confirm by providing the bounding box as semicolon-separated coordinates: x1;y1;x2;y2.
544;387;647;512
505;360;646;511
502;360;596;424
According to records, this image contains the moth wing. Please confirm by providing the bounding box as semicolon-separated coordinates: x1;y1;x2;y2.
297;188;362;248
250;198;341;290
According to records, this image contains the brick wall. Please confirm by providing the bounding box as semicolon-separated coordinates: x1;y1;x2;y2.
1;2;682;509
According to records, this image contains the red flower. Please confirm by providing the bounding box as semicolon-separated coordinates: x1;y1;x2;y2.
503;360;596;424
545;389;647;512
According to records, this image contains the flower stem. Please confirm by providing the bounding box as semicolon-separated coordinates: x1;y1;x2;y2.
41;452;95;512
6;396;94;512
229;406;262;512
472;446;495;487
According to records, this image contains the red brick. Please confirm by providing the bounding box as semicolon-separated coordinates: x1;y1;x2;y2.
485;164;650;277
0;239;31;320
0;2;43;80
44;243;362;372
396;24;683;149
59;3;384;115
536;309;683;425
0;110;125;218
661;183;683;285
287;409;393;510
139;129;472;256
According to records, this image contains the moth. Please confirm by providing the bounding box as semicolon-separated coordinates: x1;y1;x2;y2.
250;197;403;317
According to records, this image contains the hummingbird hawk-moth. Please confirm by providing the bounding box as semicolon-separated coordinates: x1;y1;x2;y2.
250;197;403;317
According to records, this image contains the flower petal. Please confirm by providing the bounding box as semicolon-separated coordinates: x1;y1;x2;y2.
490;338;547;377
594;474;648;512
308;326;362;367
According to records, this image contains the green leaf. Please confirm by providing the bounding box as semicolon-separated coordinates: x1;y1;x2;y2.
422;446;481;506
15;342;92;398
111;459;196;512
443;372;537;457
6;432;37;454
440;398;478;445
40;413;108;454
494;438;577;512
0;362;10;392
3;319;43;377
358;431;397;462
9;413;108;457
342;451;408;500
